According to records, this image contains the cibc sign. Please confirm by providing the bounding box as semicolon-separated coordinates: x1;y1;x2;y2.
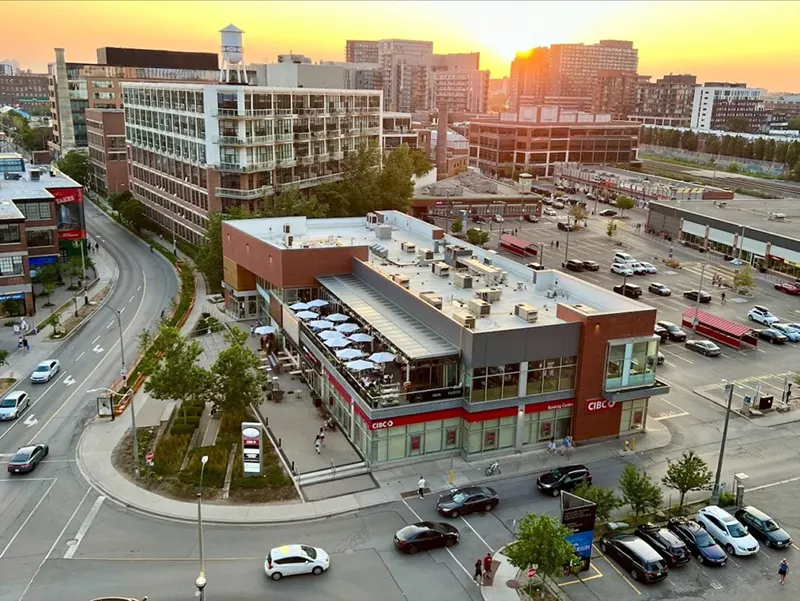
241;422;263;476
585;399;617;414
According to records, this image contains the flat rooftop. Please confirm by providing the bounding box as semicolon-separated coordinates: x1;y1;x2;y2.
414;170;530;201
228;212;649;335
0;162;81;202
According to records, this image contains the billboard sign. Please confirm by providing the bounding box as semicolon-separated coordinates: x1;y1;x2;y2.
561;491;597;572
241;421;263;476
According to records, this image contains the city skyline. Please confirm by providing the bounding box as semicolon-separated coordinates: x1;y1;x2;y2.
3;0;799;92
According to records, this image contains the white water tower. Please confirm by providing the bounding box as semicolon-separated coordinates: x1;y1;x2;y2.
219;24;248;84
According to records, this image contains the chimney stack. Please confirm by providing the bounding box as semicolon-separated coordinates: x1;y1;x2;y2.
436;103;448;181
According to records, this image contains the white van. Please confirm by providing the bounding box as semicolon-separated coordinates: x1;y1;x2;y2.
613;251;636;264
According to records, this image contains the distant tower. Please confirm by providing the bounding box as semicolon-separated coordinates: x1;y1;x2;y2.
54;48;76;152
219;24;247;84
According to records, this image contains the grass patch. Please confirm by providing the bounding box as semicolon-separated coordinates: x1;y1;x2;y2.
0;378;17;395
733;187;778;199
641;153;785;181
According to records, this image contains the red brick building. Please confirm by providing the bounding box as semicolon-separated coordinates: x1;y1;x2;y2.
86;109;128;194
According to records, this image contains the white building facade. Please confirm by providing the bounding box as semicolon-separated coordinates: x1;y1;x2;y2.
691;84;761;131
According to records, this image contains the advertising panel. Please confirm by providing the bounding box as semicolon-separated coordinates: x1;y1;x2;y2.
241;421;263;476
561;491;597;572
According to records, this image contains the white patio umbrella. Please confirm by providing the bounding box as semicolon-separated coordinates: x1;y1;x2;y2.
324;337;352;348
336;323;361;334
308;320;334;330
336;348;365;360
307;299;329;308
295;310;320;320
290;302;310;311
254;325;275;335
319;330;345;340
348;333;374;343
345;359;376;372
327;313;350;322
369;352;396;364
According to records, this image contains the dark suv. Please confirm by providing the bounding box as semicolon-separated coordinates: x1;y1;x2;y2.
536;465;592;497
563;259;585;272
666;517;727;566
656;321;687;342
599;535;669;582
635;523;691;567
613;283;642;299
735;506;793;549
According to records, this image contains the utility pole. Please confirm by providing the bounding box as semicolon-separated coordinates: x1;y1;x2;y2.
563;215;573;264
692;264;707;331
711;382;735;505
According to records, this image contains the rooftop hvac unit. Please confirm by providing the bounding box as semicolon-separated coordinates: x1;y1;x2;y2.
417;248;434;261
468;298;491;317
483;256;493;266
514;303;539;323
485;269;503;286
283;223;291;234
452;272;473;289
474;287;502;303
419;291;443;309
390;273;410;289
400;241;416;253
454;311;476;329
366;212;379;229
29;169;40;181
284;234;294;248
375;225;392;240
432;262;450;277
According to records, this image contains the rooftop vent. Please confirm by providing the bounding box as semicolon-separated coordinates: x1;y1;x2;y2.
468;298;491;317
29;169;40;181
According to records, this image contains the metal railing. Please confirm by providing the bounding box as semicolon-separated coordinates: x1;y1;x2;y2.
217;161;276;173
275;133;293;142
295;131;311;141
316;153;330;162
214;135;275;145
295;173;342;189
277;158;297;168
331;151;344;160
312;130;327;138
215;185;274;200
299;156;314;165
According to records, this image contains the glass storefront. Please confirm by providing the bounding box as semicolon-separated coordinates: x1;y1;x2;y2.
462;417;517;454
619;398;648;433
370;418;461;462
522;407;574;444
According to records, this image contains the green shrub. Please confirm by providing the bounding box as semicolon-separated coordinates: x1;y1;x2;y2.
718;490;737;507
152;434;192;475
170;423;197;436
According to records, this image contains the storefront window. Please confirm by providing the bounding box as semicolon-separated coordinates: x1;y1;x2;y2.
620;399;648;432
525;357;577;397
527;361;543;395
605;339;658;390
464;417;516;454
524;407;573;444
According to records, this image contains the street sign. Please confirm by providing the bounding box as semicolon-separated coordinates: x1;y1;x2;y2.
527;567;537;578
145;451;154;462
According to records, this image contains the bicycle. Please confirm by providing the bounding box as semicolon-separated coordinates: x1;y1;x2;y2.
485;460;501;476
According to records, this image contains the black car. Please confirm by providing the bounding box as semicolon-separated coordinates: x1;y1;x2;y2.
470;214;485;223
656;321;687;342
563;259;585;272
436;486;499;518
613;283;642;299
582;260;600;271
735;506;793;549
557;221;575;232
648;283;672;296
599;209;618;217
683;290;712;303
666;517;727;566
524;214;539;223
599;535;669;582
635;523;691;567
758;328;788;345
393;521;460;554
654;325;669;341
7;443;49;474
536;465;592;497
422;215;436;225
526;262;545;271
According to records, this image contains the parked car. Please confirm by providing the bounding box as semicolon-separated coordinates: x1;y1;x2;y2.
542;197;554;206
774;282;800;295
630;262;649;275
599;209;617;217
552;201;566;209
599;534;669;582
421;214;436;225
639;262;658;274
734;506;793;549
563;259;585;272
264;544;330;580
31;359;60;384
557;221;575;232
613;251;636;264
536;465;592;497
436;486;499;518
0;390;30;421
523;214;539;223
492;214;505;223
526;262;546;271
667;517;728;566
696;506;759;556
611;263;634;276
393;522;460;554
7;443;49;474
748;305;780;326
470;214;485;223
772;323;800;342
685;340;722;356
613;283;642;299
648;282;672;296
582;260;600;271
656;321;687;342
543;207;557;216
757;328;788;344
635;523;691;567
683;290;712;303
654;325;669;340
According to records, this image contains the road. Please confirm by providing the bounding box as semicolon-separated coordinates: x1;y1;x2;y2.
0;201;177;601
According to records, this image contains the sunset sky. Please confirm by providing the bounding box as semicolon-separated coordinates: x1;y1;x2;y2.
3;0;798;92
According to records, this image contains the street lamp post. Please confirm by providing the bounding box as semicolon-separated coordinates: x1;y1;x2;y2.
197;455;209;601
563;215;573;264
691;264;707;331
711;382;735;505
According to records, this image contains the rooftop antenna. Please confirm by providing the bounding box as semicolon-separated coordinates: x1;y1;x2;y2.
219;24;248;84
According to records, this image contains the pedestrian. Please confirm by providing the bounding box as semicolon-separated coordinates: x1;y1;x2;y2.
560;434;572;456
550;240;554;248
250;325;255;337
556;240;560;249
314;436;321;455
318;426;326;447
547;436;557;454
473;559;483;585
417;475;426;499
721;291;726;303
483;552;493;582
18;336;23;350
779;558;789;584
22;337;29;352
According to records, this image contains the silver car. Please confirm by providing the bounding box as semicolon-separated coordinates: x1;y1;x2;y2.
31;359;60;383
0;390;29;420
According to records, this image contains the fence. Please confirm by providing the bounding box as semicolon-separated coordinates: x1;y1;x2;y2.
641;144;786;176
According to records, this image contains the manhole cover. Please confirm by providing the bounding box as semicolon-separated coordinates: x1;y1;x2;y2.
66;539;78;546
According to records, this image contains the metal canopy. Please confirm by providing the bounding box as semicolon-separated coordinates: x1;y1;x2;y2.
317;274;459;361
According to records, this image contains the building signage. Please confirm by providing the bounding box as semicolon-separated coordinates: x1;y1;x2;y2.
57;229;86;241
240;422;263;476
28;255;58;267
0;292;25;301
585;399;617;413
561;491;597;573
48;187;83;204
371;420;394;430
408;386;463;403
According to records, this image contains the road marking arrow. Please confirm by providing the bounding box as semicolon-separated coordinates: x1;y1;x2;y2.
63;376;76;386
24;414;38;428
92;345;105;354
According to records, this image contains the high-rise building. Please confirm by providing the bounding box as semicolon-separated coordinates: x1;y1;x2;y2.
345;40;379;64
378;39;433;113
431;53;480;72
691;82;767;133
629;74;697;127
249;61;347;89
86;108;128;194
321;61;383;91
593;70;639;120
122;83;382;245
510;40;638;111
0;63;14;76
431;53;489;114
0;72;49;110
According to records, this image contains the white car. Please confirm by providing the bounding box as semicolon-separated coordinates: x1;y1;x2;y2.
265;544;330;581
748;306;779;326
543;207;557;216
552;201;565;209
31;359;60;384
0;390;29;421
696;506;759;556
639;262;658;274
629;262;649;275
611;263;634;276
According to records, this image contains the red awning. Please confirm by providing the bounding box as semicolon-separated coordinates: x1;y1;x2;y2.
682;308;753;338
500;234;534;249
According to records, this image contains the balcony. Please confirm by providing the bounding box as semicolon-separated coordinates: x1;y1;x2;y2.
331;107;346;115
316;153;330;162
602;378;671;404
363;127;380;135
215;185;274;200
275;132;294;143
274;108;294;117
299;155;314;166
214;135;275;146
214;108;275;119
277;158;297;168
218;161;276;173
326;130;341;138
300;107;328;116
296;173;343;189
331;151;344;161
295;131;311;141
312;130;327;138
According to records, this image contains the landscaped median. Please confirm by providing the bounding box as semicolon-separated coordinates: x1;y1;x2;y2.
36;278;109;341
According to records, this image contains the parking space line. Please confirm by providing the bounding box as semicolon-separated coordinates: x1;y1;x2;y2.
0;478;57;559
559;562;604;586
748;475;800;492
592;544;642;595
661;349;695;364
401;499;473;580
459;516;494;552
654;411;690;421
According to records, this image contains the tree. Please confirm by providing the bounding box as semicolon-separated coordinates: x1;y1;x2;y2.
504;514;579;587
36;264;60;307
618;464;663;524
108;190;134;214
196;212;224;291
661;451;713;510
65;256;84;288
569;204;588;225
733;264;755;293
119;197;147;232
615;195;635;217
208;327;264;414
726;117;750;133
56;151;91;186
788;117;800;131
50;312;61;336
466;228;489;247
265;186;328;218
573;481;622;525
606;219;618;239
408;148;433;178
450;218;463;235
335;141;381;216
376;143;416;212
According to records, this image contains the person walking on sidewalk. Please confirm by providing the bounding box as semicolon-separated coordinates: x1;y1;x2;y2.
22;337;29;352
473;559;483;585
483;553;493;583
318;426;326;447
560;434;573;456
721;291;726;303
314;435;321;455
417;476;426;499
778;558;789;584
250;325;255;337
